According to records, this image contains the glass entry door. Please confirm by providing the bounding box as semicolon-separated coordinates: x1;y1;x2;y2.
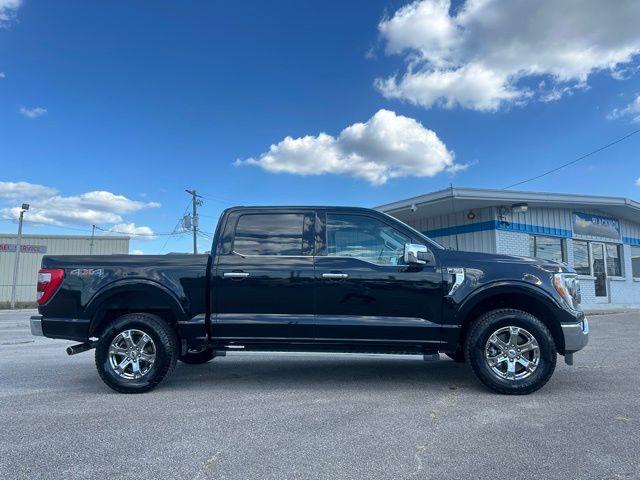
591;243;607;297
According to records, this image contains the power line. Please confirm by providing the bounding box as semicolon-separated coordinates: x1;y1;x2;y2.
160;200;192;253
94;225;182;237
503;127;640;190
197;192;239;204
1;218;181;237
0;218;93;233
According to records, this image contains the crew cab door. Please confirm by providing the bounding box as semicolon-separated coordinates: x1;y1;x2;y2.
211;209;316;342
313;210;443;346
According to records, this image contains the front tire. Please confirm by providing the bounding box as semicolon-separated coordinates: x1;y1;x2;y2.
95;313;178;394
465;309;557;395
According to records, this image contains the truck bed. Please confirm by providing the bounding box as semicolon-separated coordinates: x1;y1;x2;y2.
38;254;210;338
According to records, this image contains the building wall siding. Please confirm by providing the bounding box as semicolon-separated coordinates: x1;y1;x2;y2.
387;200;640;309
605;244;640;307
496;230;530;256
505;206;573;237
408;207;496;253
579;278;597;305
621;218;640;244
0;234;129;304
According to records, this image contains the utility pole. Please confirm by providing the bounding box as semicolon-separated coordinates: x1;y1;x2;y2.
89;224;96;255
10;203;30;309
185;189;202;254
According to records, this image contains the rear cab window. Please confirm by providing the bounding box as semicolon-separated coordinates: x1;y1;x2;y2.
232;212;314;256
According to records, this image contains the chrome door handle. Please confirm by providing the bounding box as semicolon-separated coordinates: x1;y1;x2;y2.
223;272;250;278
322;273;349;279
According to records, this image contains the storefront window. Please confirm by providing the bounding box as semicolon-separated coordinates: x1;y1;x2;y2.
632;245;640;279
529;235;565;263
605;244;622;277
573;240;590;275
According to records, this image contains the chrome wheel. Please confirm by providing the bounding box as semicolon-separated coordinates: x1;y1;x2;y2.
108;329;156;380
485;326;540;380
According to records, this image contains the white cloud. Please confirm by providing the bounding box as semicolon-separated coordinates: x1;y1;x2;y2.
608;95;640;123
0;181;59;200
108;223;157;240
636;177;640;187
0;182;159;236
19;106;47;119
376;0;640;111
0;0;20;27
0;72;5;79
235;109;460;185
131;249;145;255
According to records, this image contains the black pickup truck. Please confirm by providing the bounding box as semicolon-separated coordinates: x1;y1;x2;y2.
31;206;588;394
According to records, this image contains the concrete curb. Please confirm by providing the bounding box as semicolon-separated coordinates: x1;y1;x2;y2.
583;308;640;316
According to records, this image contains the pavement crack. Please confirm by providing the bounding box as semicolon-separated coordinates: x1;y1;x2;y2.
413;445;427;475
0;340;34;345
193;451;221;480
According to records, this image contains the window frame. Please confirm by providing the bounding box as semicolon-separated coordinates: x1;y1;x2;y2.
324;212;410;266
572;239;591;276
529;234;567;264
231;211;315;257
318;210;434;267
631;244;640;280
604;242;624;278
570;239;626;279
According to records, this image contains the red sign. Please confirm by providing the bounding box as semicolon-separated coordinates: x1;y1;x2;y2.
0;244;47;254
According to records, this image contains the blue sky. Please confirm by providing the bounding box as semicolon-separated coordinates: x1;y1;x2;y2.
1;0;640;254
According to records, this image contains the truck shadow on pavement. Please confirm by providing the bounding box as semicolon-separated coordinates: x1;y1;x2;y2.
161;356;491;393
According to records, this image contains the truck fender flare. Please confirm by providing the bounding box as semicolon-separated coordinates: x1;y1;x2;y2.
86;279;187;336
455;280;561;326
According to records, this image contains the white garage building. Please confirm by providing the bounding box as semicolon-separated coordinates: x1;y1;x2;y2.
0;233;129;307
378;187;640;310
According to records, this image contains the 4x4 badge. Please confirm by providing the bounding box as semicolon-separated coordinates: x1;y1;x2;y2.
70;268;104;277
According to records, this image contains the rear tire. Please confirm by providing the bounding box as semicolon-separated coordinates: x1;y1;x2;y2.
465;309;556;395
179;347;215;364
444;350;465;363
95;312;178;394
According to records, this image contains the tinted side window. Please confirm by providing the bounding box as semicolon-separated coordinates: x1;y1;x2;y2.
326;214;409;265
234;213;306;256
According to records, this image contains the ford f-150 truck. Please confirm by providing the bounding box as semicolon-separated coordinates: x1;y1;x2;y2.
30;206;588;394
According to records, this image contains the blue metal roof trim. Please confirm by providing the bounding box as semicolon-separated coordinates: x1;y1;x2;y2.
423;220;572;239
497;222;572;238
422;220;496;238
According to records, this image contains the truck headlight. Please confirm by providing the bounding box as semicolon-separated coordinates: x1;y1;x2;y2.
552;273;581;311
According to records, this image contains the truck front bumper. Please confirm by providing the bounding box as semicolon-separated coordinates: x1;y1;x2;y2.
561;316;589;354
30;315;91;342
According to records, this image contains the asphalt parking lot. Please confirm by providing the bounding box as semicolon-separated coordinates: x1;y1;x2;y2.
0;310;638;480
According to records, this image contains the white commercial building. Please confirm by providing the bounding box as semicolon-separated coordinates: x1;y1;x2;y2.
0;233;129;306
378;187;640;310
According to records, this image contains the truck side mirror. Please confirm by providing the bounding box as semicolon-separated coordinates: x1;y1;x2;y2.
404;243;433;265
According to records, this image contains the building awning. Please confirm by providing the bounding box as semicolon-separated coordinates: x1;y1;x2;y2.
375;187;640;224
